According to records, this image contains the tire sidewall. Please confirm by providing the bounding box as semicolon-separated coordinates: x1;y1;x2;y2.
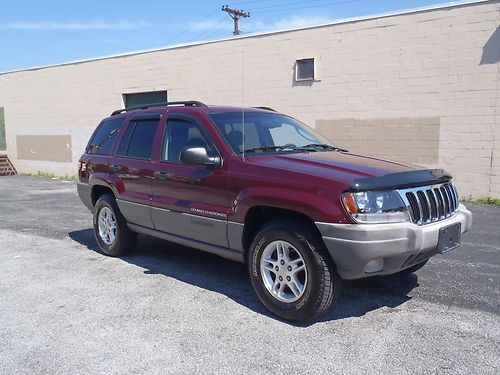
249;226;325;321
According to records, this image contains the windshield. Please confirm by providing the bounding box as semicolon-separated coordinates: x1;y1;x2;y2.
209;112;334;154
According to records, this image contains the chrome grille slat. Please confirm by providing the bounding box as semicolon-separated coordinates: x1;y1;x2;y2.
417;190;431;223
398;183;458;226
435;188;446;218
451;185;459;211
446;185;455;212
426;190;438;221
440;186;451;217
453;185;460;210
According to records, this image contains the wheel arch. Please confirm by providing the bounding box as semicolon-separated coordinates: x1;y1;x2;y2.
241;205;324;260
91;184;115;206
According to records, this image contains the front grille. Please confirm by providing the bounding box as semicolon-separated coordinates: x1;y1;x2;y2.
397;183;459;225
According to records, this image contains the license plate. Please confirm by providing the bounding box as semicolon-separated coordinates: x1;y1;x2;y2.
437;223;461;254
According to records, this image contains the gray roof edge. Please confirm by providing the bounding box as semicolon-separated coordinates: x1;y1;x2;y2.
0;0;494;76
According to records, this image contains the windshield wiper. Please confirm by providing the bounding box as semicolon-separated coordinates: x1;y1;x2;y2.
241;145;293;154
242;144;348;154
301;143;348;152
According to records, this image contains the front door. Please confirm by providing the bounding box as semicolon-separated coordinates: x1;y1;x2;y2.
150;114;229;248
109;113;162;228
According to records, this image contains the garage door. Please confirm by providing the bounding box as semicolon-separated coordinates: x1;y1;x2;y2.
123;91;168;108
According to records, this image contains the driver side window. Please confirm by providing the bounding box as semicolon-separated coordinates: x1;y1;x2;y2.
162;118;214;163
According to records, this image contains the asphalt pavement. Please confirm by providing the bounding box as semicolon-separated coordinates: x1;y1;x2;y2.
0;176;499;374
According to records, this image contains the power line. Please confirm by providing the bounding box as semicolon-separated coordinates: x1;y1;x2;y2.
203;19;234;40
162;7;220;46
188;16;231;42
232;0;274;6
252;0;365;14
251;0;336;11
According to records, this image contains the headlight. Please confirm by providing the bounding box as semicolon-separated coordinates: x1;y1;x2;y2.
342;190;410;223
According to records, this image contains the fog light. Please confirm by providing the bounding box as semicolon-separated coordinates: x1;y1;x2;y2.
365;258;384;273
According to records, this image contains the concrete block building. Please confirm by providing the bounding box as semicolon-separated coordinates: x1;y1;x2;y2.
0;0;498;197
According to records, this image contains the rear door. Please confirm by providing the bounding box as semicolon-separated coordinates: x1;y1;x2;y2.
109;113;162;228
150;113;230;247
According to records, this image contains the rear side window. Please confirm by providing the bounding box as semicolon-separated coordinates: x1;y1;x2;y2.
87;118;124;155
116;119;159;160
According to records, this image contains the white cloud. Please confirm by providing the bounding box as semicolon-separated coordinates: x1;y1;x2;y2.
0;20;152;30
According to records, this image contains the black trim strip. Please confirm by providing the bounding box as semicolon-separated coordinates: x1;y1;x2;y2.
349;169;452;191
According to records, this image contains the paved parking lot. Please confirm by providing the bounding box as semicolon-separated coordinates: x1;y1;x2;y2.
0;176;499;374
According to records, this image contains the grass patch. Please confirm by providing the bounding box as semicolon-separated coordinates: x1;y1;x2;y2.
21;171;77;181
462;196;500;206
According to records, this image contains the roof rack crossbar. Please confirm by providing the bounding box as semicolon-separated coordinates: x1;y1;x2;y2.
111;101;207;116
252;106;277;112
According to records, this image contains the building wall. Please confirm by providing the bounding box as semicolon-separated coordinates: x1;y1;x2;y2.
0;0;498;197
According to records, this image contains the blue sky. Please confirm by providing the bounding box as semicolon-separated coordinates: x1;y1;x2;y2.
0;0;448;72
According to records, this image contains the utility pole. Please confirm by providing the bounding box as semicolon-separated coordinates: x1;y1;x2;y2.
222;5;250;36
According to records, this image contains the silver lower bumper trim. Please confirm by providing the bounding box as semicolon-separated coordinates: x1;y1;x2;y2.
316;204;473;279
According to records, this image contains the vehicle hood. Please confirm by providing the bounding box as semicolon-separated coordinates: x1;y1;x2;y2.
245;151;439;190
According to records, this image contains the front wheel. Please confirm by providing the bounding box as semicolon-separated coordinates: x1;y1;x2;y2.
93;194;136;256
248;219;342;322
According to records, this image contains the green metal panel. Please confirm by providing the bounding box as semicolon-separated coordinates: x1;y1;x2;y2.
124;91;167;108
0;107;6;151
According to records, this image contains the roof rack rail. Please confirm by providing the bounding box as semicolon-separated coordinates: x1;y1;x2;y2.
253;106;277;112
111;101;207;116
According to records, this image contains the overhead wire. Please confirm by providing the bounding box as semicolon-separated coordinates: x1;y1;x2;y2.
188;15;233;42
162;7;220;46
251;0;366;14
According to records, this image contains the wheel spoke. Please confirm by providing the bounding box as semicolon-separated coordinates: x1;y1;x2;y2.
277;282;286;297
288;276;303;297
262;259;276;272
272;279;281;293
282;244;292;263
276;241;284;260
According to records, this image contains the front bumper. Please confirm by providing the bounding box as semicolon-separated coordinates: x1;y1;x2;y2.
316;204;472;279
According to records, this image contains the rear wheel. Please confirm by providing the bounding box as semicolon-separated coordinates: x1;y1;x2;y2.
395;259;428;276
248;219;342;322
93;194;136;256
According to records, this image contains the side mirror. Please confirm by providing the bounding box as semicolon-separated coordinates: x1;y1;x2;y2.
180;147;221;168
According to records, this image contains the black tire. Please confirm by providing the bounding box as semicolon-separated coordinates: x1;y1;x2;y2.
93;194;137;256
395;259;428;276
248;219;342;322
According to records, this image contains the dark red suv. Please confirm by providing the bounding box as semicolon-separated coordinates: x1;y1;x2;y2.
78;101;472;322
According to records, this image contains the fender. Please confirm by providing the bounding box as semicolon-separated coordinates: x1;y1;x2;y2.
88;172;119;202
229;186;349;224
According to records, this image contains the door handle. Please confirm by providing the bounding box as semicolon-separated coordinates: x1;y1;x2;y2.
154;171;170;180
110;164;122;172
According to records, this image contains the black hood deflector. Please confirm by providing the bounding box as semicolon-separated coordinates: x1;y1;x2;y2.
349;169;452;191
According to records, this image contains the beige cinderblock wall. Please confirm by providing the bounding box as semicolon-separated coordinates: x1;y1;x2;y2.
0;0;498;197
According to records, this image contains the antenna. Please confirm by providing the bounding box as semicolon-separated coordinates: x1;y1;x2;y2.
241;50;245;160
222;5;250;36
